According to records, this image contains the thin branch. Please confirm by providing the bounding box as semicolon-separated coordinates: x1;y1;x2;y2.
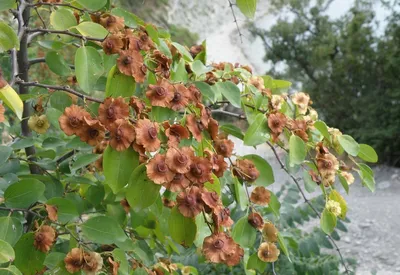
27;28;106;42
211;109;246;119
17;81;103;103
28;58;75;69
228;0;244;43
34;7;46;29
266;141;351;274
30;2;94;14
10;49;18;86
56;150;77;165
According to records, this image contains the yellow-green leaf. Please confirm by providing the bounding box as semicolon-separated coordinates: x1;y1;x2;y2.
0;84;23;120
74;22;108;39
0;22;19;52
236;0;257;19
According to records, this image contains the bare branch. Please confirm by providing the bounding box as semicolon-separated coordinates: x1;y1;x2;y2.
211;109;246;119
27;28;106;42
266;141;351;274
17;81;103;103
228;0;244;43
9;49;19;86
28;58;75;69
30;1;94;14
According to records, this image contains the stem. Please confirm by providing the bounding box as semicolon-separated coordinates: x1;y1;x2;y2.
27;28;106;42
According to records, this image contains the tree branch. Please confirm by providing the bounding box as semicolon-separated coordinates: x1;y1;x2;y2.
28;58;75;69
30;1;94;14
17;81;103;103
27;28;106;42
211;109;246;119
228;0;244;43
266;141;351;274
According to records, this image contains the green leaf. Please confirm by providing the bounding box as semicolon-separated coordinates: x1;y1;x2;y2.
220;124;244;140
150;106;176;123
338;174;349;194
0;265;22;275
194;81;215;102
0;217;23;246
357;163;375;192
268;192;281;217
236;0;257;19
243;113;270;146
74;22;108;39
126;164;161;211
70;153;101;172
234;178;248;210
49;91;73;111
168;206;196;247
4;179;45;208
314;121;331;143
81;216;127;244
50;8;77;30
232;216;257;248
0;22;19;52
191;60;212;76
277;233;291;262
213;81;241;108
289;135;306;167
329;190;347;219
105;65;136;97
242;154;274;186
14;233;46;275
357;144;378;163
45;51;71;76
145;24;159;45
0;84;23;120
0;0;15;12
86;185;105;206
194;214;209;247
46;197;79;223
303;170;317;193
338;135;359;156
272;79;292;90
112;249;129;275
320;208;337;234
171;59;188;82
0;239;14;264
171;42;193;61
103;146;139;194
111;7;140;28
76;0;107;10
246;253;267;273
44;252;65;270
75;46;103;93
0;146;12;167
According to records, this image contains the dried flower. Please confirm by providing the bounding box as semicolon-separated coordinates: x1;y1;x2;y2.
0;104;5;123
202;233;243;266
271;95;284;110
234;159;260;182
45;204;58;222
117;50;146;83
250;187;271;206
59;105;89;136
108;257;120;275
146;154;175;184
170;84;190;111
28;114;50;134
248;76;265;90
248;212;264;230
165;123;190;146
100;14;125;33
214;139;234;158
176;186;203;218
83;252;103;275
77;117;105;146
186;156;213;184
102;34;124;55
268;112;287;134
129;96;146;116
341;171;355;185
108;119;135;151
291;92;310;114
128;30;155;52
64;248;84;273
120;199;130;213
257;242;280;262
163;173;190;192
262;222;278;242
98;97;130;127
201;191;221;211
187;84;202;104
186;114;204;142
135;118;161;152
326;200;341;216
212;207;234;228
146;79;174;108
165;147;194;174
34;225;56;253
317;153;339;175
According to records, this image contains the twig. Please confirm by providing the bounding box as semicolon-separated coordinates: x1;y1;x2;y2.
17;81;103;103
27;28;106;42
211;109;246;119
30;2;94;14
29;58;75;69
34;7;46;29
272;262;277;275
228;0;244;43
266;141;351;274
56;150;77;165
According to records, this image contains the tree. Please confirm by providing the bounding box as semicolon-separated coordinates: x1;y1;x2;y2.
0;0;376;274
252;0;400;165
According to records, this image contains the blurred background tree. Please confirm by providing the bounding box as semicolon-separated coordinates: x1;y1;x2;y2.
251;0;400;166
